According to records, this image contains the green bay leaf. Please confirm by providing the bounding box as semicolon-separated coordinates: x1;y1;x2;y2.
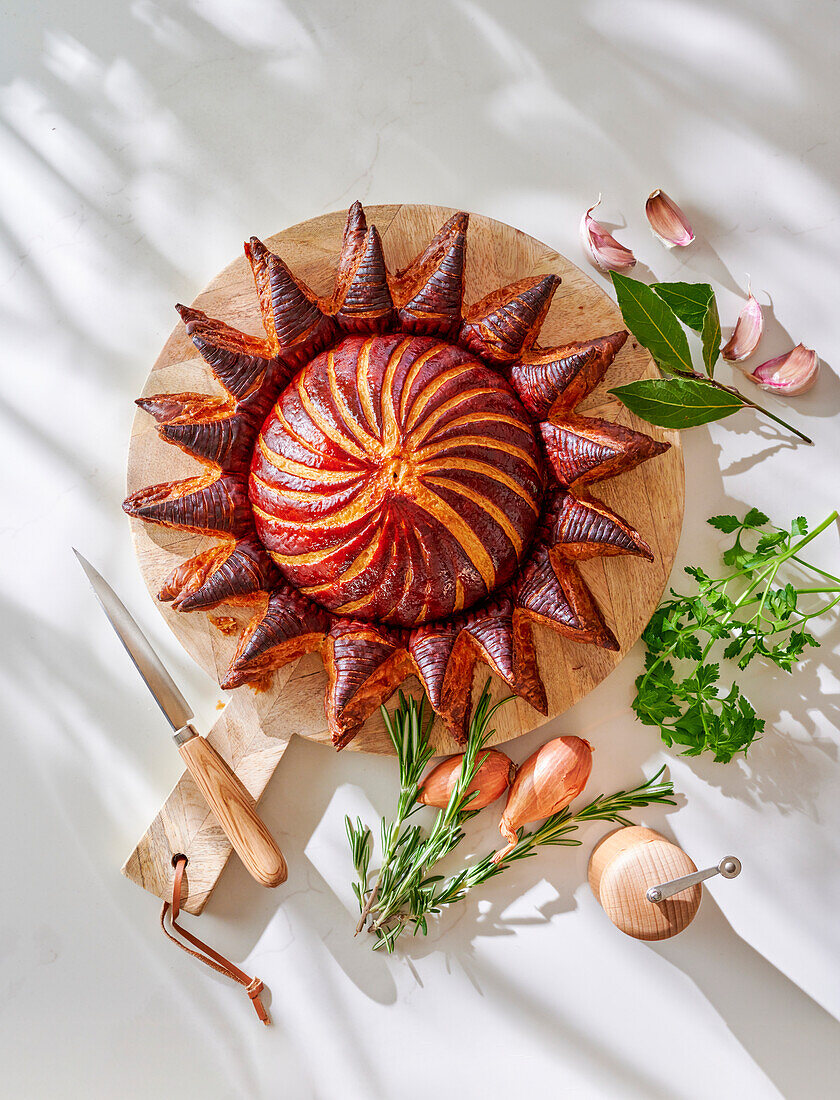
653;281;715;332
609;377;743;429
611;272;693;375
701;295;721;377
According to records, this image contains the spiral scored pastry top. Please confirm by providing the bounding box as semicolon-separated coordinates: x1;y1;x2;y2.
249;333;546;626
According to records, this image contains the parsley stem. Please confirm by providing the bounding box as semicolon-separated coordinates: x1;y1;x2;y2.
737;586;840;608
763;592;840;633
753;557;784;624
733;512;838;610
778;511;838;557
790;556;840;586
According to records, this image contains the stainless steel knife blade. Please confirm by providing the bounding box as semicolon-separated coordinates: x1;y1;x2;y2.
73;549;194;734
74;549;287;890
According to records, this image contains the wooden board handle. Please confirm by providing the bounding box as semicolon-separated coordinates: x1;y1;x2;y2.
178;735;288;888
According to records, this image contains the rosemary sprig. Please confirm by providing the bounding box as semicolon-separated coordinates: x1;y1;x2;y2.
347;682;508;948
347;688;676;952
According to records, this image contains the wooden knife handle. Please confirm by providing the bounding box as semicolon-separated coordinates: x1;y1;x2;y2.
178;735;287;888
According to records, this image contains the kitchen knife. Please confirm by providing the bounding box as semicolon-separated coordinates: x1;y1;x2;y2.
74;549;287;889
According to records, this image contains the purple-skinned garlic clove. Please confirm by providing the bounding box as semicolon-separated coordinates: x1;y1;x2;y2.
722;283;764;361
745;343;819;395
579;198;636;273
645;189;695;248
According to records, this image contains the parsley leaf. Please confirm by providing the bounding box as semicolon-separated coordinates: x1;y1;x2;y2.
708;514;741;533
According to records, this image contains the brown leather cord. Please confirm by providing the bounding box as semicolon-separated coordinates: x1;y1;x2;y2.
160;856;270;1025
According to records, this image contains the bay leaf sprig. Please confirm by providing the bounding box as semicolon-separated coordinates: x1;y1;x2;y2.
609;273;812;444
634;509;840;762
347;684;675;952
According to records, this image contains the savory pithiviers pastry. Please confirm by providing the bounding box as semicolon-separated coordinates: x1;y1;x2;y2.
124;203;668;747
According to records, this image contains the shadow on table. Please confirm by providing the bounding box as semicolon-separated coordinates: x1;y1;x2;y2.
650;891;840;1099
382;875;840;1099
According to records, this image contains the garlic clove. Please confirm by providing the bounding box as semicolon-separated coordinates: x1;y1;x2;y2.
745;343;819;395
418;748;515;811
580;198;636;273
645;189;695;248
722;283;763;361
493;736;593;863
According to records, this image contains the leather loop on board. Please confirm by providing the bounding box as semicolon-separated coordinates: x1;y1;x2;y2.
160;856;270;1025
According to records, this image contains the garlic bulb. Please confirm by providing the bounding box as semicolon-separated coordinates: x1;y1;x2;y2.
494;736;593;862
580;199;636;273
722;285;763;362
418;749;515;811
745;343;819;395
645;189;695;248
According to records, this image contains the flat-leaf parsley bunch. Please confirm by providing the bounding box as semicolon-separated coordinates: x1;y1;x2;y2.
634;509;840;762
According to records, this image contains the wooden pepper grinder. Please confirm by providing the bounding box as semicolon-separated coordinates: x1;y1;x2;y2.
588;826;741;941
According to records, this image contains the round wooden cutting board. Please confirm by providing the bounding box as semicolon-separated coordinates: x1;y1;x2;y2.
126;203;684;757
124;204;684;912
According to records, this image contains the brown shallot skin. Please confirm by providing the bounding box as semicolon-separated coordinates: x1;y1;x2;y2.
495;736;593;861
418;749;515;811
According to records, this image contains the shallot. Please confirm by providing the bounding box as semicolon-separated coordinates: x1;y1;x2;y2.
494;736;593;862
418;749;515;811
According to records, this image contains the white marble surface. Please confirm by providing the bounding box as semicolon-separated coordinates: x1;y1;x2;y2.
3;1;840;1096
